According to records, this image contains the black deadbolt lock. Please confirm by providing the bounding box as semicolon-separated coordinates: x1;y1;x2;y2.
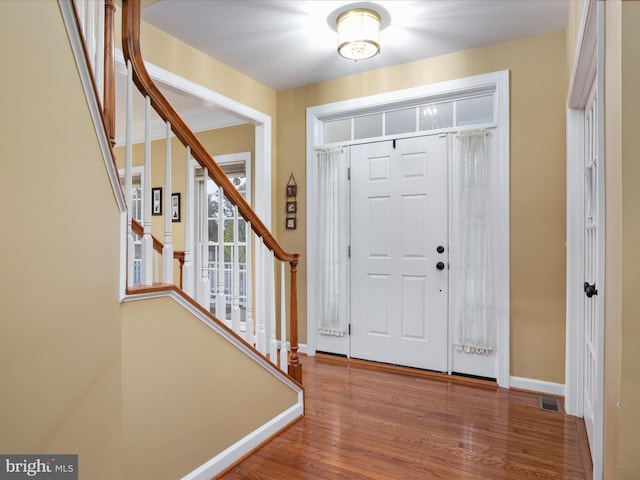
437;245;445;254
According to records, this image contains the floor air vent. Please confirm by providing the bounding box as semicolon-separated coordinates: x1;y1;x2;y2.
538;395;563;413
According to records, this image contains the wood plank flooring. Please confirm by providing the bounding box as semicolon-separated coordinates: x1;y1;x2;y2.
221;355;592;480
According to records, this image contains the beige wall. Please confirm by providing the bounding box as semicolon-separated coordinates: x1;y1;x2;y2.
121;296;299;479
0;3;122;478
604;2;623;477
609;3;640;478
277;31;567;383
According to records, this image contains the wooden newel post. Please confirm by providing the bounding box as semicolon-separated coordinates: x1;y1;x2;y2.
104;0;116;146
288;260;302;384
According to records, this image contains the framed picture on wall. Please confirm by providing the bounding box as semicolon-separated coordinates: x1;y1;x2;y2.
171;192;181;222
286;185;297;197
286;217;296;230
286;201;297;213
152;187;162;215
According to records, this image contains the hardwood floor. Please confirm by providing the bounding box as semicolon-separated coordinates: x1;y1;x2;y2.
221;355;592;480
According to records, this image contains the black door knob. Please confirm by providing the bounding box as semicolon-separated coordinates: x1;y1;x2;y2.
437;245;445;254
436;262;445;271
584;282;598;298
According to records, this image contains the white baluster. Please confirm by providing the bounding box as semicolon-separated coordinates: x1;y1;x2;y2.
95;0;105;103
162;121;173;284
75;1;86;36
199;168;211;311
231;206;241;334
279;262;288;372
245;224;254;345
182;148;194;295
125;61;135;286
256;240;266;353
216;185;227;323
85;0;95;70
154;250;159;284
269;250;278;364
140;96;153;285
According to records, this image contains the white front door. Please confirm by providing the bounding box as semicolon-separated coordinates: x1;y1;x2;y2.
350;135;449;371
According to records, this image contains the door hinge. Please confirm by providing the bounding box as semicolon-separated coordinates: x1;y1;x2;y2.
348;167;351;180
348;324;351;335
348;245;351;258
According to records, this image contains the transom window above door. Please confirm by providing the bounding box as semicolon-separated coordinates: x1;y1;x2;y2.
323;92;495;144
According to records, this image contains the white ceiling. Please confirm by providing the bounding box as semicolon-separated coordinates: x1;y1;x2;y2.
119;0;568;143
141;0;570;92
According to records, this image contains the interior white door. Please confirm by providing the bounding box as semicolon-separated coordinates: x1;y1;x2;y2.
350;135;448;371
583;89;601;458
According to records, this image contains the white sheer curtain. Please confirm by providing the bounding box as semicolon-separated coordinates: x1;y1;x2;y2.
454;129;494;355
317;147;349;336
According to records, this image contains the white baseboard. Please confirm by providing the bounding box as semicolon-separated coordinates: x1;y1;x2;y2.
510;376;565;397
182;399;303;480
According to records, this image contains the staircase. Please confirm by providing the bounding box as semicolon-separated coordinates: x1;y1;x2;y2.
64;0;304;477
71;0;302;382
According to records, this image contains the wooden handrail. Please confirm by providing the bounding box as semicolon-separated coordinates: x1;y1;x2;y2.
121;0;301;382
131;218;185;288
103;0;116;146
121;0;298;265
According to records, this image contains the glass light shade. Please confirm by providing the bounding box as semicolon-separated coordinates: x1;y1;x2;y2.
337;9;381;60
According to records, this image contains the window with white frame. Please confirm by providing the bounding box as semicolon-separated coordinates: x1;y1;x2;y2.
323;92;495;144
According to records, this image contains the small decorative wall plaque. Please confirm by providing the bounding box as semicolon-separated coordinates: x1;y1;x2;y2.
152;187;162;215
171;192;181;222
286;173;297;229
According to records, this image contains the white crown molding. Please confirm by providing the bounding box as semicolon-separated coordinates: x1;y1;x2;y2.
115;105;247;146
113;49;252;146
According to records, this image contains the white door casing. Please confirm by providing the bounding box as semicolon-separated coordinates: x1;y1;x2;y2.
350;136;448;371
565;1;604;478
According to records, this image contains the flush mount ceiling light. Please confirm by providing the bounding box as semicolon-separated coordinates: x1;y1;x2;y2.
336;8;381;61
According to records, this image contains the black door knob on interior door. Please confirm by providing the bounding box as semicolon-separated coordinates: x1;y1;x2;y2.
436;262;445;271
584;282;598;298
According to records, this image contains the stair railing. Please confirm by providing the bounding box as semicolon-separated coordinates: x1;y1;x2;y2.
72;0;301;382
131;219;185;288
73;0;116;146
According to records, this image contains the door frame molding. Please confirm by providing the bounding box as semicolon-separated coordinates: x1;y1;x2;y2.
306;71;510;387
565;1;604;477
